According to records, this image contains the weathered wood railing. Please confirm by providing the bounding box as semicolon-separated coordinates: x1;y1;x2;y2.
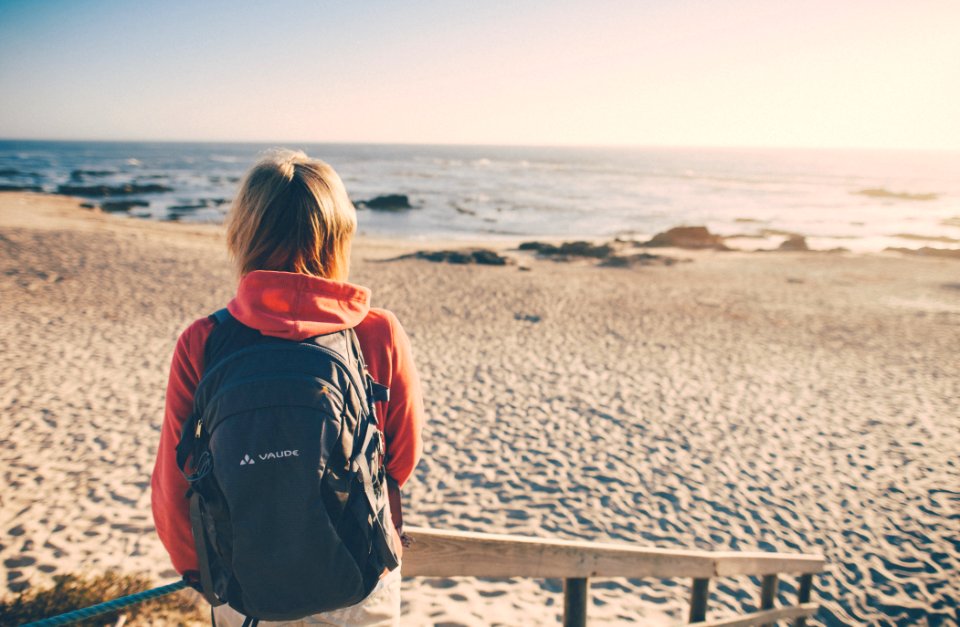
402;527;825;626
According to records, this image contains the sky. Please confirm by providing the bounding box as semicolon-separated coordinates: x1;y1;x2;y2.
0;0;958;149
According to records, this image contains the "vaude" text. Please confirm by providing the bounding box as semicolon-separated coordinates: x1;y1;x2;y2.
259;450;299;460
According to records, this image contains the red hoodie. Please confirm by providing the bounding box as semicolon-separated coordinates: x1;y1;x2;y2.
151;270;425;575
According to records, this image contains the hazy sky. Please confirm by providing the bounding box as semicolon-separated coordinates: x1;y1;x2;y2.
1;0;958;149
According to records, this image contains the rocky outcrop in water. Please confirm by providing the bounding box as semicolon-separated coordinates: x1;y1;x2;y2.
0;168;39;177
69;170;115;180
100;200;149;213
168;203;207;212
56;183;172;197
0;184;42;192
356;194;413;210
778;235;809;251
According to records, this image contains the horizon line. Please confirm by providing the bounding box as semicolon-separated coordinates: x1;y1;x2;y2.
0;136;958;154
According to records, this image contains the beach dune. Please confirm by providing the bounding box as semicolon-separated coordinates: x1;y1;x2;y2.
1;192;957;625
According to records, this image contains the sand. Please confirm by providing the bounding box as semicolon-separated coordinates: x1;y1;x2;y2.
1;192;957;625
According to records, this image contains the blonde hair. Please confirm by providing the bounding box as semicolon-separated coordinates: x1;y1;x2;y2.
226;149;356;280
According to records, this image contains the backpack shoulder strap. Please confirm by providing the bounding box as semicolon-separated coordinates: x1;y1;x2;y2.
209;308;232;325
347;327;390;404
178;308;233;472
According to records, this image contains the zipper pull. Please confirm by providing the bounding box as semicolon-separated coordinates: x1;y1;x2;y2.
194;418;203;439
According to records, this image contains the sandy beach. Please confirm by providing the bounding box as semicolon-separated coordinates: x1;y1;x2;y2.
1;192;957;625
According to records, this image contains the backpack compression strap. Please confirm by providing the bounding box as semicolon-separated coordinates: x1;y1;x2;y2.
189;491;224;608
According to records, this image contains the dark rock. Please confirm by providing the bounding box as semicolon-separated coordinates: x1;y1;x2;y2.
642;226;728;250
778;235;809;251
70;169;114;180
470;249;509;265
56;182;172;197
434;251;472;264
0;184;42;192
168;203;206;212
404;248;511;266
600;253;682;268
79;203;96;209
101;200;149;213
558;241;613;258
519;240;614;258
357;194;413;210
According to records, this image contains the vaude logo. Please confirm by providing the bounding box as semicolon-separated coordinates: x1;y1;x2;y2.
240;450;299;465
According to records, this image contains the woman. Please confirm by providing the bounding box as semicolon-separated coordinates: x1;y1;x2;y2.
151;149;424;626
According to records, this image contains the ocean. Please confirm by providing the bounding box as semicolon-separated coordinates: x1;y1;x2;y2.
0;140;958;251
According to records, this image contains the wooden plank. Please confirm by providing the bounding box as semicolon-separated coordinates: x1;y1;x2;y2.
794;574;814;627
402;527;714;578
688;578;710;623
688;603;819;627
563;578;589;627
402;527;825;579
713;553;825;577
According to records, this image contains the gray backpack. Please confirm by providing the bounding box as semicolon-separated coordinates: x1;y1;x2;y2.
176;308;400;624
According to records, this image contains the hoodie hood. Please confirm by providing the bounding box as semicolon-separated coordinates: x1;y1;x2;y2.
227;270;371;340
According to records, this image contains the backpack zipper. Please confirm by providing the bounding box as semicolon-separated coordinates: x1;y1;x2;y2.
195;372;346;438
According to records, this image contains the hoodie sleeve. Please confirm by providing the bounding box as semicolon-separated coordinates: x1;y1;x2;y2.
360;309;425;488
381;312;425;488
150;316;214;575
